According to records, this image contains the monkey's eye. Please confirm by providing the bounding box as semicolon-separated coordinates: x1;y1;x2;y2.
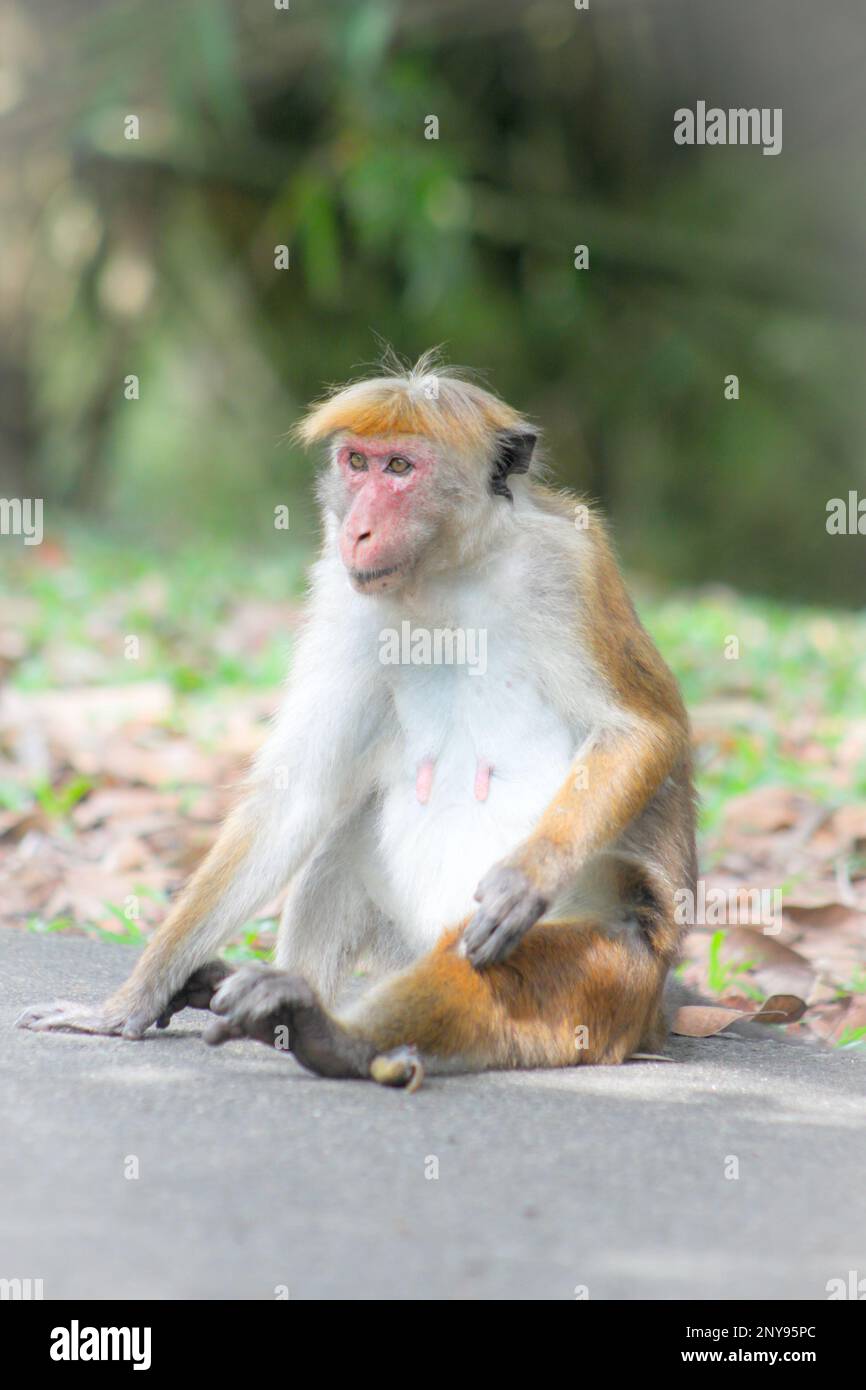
347;451;368;471
386;456;413;476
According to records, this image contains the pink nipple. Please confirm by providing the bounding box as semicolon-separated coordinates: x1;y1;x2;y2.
415;758;435;805
474;758;492;802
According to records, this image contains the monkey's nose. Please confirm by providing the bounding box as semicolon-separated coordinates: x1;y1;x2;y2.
350;529;375;562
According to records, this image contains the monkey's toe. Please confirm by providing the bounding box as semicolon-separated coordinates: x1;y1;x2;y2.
370;1046;424;1092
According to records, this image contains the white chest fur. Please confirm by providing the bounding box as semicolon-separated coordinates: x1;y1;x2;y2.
359;608;579;949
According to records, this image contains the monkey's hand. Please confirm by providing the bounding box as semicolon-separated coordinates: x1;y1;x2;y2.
16;962;235;1040
463;865;548;969
15;998;132;1037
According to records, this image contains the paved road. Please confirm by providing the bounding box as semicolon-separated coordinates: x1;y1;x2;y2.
1;929;864;1300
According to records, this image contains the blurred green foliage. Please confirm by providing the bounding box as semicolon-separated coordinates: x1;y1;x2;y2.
2;0;866;601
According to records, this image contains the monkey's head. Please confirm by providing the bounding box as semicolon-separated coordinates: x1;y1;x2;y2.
296;352;538;595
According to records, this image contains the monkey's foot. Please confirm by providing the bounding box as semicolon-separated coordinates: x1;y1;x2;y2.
155;961;235;1030
16;1000;128;1037
370;1046;424;1092
204;964;384;1082
203;964;312;1049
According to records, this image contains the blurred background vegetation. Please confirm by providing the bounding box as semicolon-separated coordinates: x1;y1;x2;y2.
1;0;865;602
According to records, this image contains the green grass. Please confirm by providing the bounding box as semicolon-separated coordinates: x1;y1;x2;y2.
641;590;866;831
705;929;763;1000
26;914;147;947
223;922;280;963
2;526;308;694
32;776;94;823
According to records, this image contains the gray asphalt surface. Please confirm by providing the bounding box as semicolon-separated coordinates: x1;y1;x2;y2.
1;929;864;1300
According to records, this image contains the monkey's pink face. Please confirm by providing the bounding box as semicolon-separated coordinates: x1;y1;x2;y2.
334;435;442;594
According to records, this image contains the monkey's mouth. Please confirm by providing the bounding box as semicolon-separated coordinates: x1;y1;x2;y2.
349;564;403;590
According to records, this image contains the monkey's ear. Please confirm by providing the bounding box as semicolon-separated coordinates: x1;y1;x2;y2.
490;429;537;501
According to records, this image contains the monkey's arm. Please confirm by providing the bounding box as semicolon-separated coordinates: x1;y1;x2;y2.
463;716;685;967
17;610;386;1038
464;522;691;969
17;790;347;1038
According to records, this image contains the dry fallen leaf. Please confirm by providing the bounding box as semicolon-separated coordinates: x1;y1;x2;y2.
671;1005;747;1037
72;788;182;831
784;902;865;931
672;994;807;1037
751;994;808;1024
